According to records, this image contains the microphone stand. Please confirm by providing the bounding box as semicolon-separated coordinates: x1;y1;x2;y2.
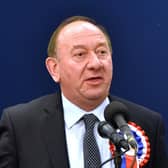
114;146;122;168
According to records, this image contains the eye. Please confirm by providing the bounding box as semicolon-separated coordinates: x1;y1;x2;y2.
99;50;107;54
74;52;85;57
96;48;109;57
72;50;88;62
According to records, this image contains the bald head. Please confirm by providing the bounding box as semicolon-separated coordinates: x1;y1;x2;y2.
47;16;112;58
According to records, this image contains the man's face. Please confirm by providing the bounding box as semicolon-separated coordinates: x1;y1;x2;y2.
55;21;113;110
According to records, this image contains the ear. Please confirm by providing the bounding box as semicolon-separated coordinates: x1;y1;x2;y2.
45;57;60;82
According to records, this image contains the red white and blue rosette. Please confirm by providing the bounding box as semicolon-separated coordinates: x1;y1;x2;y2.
109;121;150;168
128;121;150;167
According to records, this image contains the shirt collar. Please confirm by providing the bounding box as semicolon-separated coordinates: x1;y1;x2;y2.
62;93;110;129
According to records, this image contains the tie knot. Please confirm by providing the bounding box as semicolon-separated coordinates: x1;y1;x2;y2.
83;114;98;130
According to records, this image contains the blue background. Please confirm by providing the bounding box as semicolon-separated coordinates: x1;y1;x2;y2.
0;0;167;149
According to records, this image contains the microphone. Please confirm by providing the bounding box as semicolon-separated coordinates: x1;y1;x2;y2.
98;121;129;150
104;101;137;150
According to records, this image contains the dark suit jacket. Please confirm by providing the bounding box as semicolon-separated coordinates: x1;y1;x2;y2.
0;92;167;168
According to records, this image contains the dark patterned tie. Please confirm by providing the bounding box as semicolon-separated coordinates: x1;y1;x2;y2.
83;114;101;168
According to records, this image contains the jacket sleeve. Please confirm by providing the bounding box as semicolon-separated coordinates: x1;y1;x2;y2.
0;110;18;168
153;114;168;167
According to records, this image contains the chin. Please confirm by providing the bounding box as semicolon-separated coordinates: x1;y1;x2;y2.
84;92;107;101
81;86;109;100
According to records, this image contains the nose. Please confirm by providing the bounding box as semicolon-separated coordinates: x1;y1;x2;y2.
87;52;103;70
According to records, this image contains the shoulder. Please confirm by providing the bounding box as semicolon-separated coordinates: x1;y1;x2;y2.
1;92;61;120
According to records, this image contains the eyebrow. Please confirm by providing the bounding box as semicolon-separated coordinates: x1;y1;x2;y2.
71;42;108;51
71;45;86;50
96;42;108;48
70;45;87;55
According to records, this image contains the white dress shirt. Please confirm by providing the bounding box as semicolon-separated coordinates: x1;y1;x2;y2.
62;94;114;168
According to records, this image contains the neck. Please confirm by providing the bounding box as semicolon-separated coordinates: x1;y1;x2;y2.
63;94;108;112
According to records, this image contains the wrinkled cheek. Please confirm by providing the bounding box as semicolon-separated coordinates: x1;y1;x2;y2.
109;62;113;79
78;81;87;92
59;71;72;85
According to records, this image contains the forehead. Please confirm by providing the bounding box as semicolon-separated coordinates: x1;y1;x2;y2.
57;21;107;44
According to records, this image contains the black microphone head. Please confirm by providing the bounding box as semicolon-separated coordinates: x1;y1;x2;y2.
98;121;114;139
104;101;129;128
98;121;130;150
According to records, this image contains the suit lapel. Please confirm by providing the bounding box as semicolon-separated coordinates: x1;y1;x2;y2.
40;92;70;168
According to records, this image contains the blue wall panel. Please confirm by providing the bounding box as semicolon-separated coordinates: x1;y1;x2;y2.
0;0;167;149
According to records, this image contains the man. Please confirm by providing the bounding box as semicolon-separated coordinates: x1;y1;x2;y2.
0;16;167;168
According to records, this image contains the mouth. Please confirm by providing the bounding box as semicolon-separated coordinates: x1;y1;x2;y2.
85;76;104;85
